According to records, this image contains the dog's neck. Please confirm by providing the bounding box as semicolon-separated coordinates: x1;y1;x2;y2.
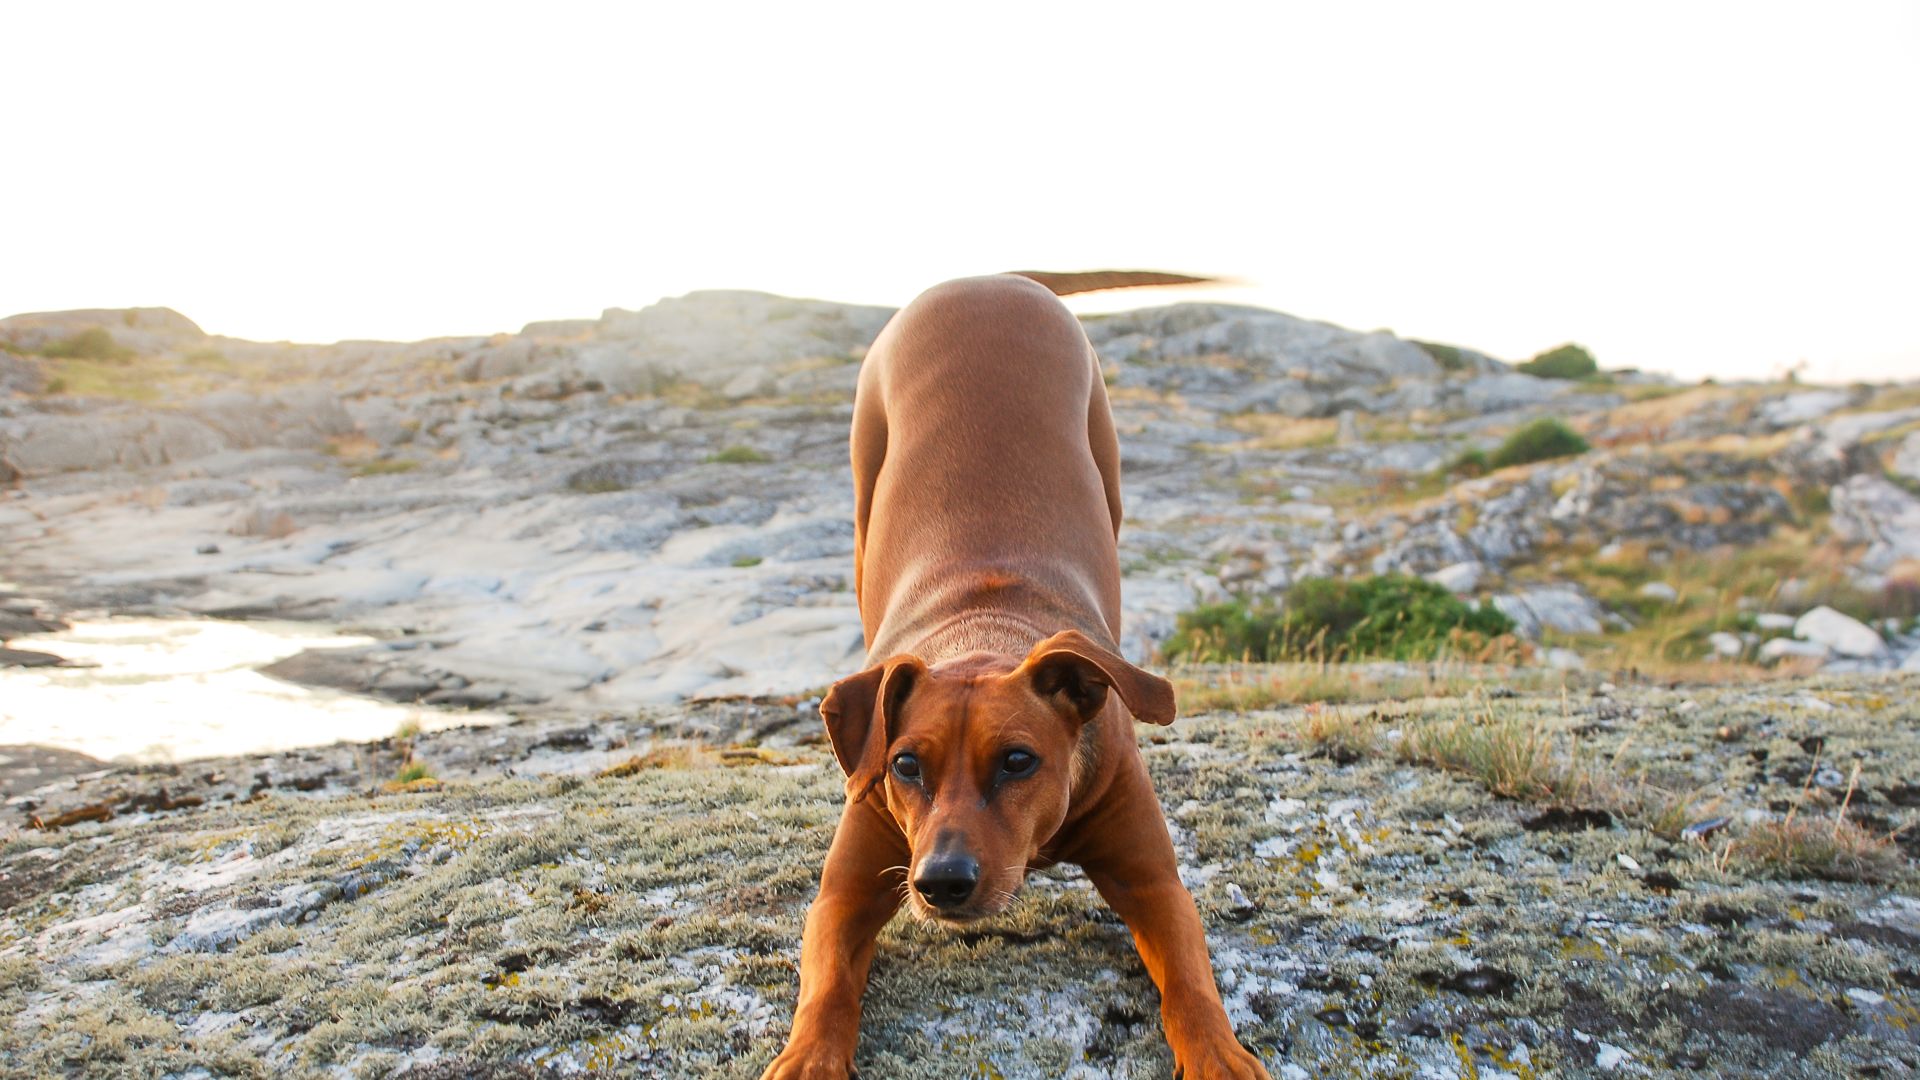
864;567;1119;666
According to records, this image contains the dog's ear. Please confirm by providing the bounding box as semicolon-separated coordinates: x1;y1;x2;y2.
1020;629;1176;727
819;655;925;800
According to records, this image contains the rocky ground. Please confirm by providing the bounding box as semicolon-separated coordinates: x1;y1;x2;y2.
4;294;1917;711
4;674;1920;1078
4;291;1920;1077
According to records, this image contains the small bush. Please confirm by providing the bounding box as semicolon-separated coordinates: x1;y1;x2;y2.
706;445;770;465
1488;418;1589;469
1518;343;1597;380
393;762;435;785
1414;341;1471;372
1448;447;1491;477
40;327;135;362
1165;574;1516;662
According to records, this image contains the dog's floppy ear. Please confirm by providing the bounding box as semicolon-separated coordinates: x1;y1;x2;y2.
1020;629;1176;727
819;655;925;800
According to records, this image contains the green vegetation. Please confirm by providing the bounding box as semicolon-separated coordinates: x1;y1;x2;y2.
1489;417;1590;469
38;326;136;363
392;761;435;785
1517;343;1597;380
706;445;771;465
1412;340;1471;372
1164;574;1516;663
352;459;420;477
731;554;764;568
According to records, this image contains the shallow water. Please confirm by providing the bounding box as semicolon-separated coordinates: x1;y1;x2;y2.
0;618;501;764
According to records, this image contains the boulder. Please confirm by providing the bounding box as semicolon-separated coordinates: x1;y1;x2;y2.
1492;586;1604;637
1830;475;1920;572
1793;605;1886;659
1425;561;1482;595
1760;637;1829;664
1894;431;1920;483
1707;631;1744;657
1460;373;1565;412
1757;389;1852;428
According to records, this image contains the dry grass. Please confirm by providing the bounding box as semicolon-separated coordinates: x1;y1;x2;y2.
1219;414;1339;451
1171;662;1564;712
1297;703;1378;762
1724;762;1905;883
1394;711;1610;804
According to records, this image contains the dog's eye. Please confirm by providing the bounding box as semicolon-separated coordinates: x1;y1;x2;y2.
1001;750;1038;778
891;753;922;782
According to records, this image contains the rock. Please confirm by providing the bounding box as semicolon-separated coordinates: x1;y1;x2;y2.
1707;631;1744;657
1754;613;1797;631
0;646;67;667
1794;605;1886;658
1759;637;1829;664
1757;389;1852;427
1638;581;1678;603
1425;561;1482;595
1542;647;1585;670
1459;372;1564;412
1830;476;1920;572
1894;431;1920;484
1493;586;1605;637
0;352;46;395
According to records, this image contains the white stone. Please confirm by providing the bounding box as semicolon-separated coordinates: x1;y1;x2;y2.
1794;605;1887;658
1637;581;1678;603
1760;637;1829;664
1595;1043;1630;1070
1542;647;1585;670
1425;560;1482;595
1894;431;1920;483
1707;631;1743;657
1754;613;1797;631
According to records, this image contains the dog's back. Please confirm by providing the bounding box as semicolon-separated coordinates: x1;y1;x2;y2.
852;274;1124;662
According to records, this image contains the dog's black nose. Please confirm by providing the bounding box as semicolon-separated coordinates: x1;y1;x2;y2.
913;854;979;908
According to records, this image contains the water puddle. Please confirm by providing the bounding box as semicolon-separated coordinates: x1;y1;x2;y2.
0;618;502;764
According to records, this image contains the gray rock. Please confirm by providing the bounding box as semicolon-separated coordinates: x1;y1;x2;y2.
1754;613;1797;631
1758;389;1852;427
1493;586;1605;637
1707;631;1744;657
1759;637;1829;664
1460;373;1564;412
1637;581;1678;603
1425;561;1482;595
1830;476;1920;572
1794;605;1886;658
1894;431;1920;483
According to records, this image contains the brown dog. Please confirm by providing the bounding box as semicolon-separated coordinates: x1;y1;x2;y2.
760;275;1269;1079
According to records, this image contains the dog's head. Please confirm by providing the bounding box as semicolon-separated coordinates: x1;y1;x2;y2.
819;629;1175;924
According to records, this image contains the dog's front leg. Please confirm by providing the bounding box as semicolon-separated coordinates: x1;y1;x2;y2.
762;797;905;1080
1085;805;1270;1079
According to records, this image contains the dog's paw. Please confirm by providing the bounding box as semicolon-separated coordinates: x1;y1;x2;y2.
759;1043;857;1080
1173;1038;1271;1080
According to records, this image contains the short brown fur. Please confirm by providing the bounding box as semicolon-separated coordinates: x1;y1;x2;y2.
762;276;1269;1079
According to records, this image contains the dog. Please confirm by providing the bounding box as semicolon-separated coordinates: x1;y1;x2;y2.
760;274;1269;1079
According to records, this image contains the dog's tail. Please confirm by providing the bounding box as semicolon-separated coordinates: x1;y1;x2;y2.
1007;269;1221;297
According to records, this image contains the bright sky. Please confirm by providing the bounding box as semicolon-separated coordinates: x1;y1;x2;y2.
4;2;1916;383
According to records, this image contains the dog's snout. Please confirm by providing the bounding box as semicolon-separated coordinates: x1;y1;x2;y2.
913;854;980;909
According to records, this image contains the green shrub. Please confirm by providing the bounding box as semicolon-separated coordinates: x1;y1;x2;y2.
1448;447;1491;477
40;326;135;362
1414;341;1471;372
1489;418;1589;469
1517;343;1597;380
706;445;770;464
1165;574;1516;663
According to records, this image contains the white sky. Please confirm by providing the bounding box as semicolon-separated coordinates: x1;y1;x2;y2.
3;1;1916;383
